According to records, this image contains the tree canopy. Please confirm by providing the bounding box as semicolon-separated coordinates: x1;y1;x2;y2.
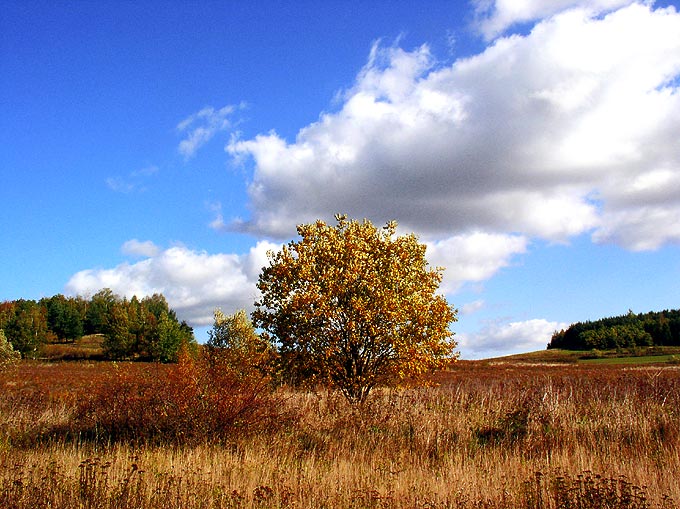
253;215;457;403
0;290;195;361
548;309;680;350
208;309;263;353
206;308;275;382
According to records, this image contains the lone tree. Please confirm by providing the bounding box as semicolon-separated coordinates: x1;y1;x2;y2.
253;215;457;403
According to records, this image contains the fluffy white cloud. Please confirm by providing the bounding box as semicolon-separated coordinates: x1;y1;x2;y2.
65;232;524;334
457;318;570;359
178;105;242;159
227;2;680;251
426;232;527;293
472;0;634;40
77;2;680;355
66;240;280;327
121;239;160;258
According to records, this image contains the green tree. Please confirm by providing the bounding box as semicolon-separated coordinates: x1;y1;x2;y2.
578;323;653;350
150;311;195;362
99;292;195;361
253;215;457;404
42;294;84;341
141;294;177;322
103;301;135;359
646;313;673;346
4;300;48;357
84;288;117;335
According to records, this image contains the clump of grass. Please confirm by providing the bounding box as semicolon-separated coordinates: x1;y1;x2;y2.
522;470;676;509
474;407;530;446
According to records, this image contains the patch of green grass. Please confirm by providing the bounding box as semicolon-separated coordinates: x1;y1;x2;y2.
75;334;105;350
579;354;676;365
490;346;680;364
40;334;105;360
489;349;585;363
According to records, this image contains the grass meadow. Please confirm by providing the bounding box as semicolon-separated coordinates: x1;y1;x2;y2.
1;358;678;508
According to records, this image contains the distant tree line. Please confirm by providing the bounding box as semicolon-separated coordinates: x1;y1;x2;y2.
548;309;680;351
0;289;194;361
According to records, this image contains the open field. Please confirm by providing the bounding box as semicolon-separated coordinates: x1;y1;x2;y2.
492;346;680;364
1;359;678;508
579;354;680;365
38;334;106;361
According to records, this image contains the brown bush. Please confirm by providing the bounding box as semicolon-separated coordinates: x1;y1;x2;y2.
72;350;285;445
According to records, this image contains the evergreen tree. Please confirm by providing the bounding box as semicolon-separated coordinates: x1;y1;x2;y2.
549;308;680;350
84;288;117;335
42;294;84;341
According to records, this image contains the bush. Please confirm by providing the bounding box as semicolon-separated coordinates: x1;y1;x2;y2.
73;349;285;444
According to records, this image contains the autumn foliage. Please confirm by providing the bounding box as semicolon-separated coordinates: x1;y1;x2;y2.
206;309;275;378
0;329;20;369
254;215;457;403
73;349;281;445
2;361;678;508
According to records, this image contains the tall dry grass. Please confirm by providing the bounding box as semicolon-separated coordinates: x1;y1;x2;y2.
0;360;678;508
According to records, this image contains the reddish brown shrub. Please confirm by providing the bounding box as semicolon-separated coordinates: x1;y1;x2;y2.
73;350;285;444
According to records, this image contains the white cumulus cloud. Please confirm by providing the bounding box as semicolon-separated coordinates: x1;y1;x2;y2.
472;0;634;40
66;240;280;327
73;1;680;356
458;318;570;359
226;2;680;251
121;239;161;258
426;232;528;293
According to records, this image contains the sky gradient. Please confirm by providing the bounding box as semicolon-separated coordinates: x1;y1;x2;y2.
2;0;679;358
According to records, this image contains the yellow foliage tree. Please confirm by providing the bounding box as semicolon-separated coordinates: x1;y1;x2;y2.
208;309;263;354
253;215;457;403
0;329;21;368
206;309;275;379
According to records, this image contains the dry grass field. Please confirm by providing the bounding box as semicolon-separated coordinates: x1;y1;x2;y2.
1;358;678;508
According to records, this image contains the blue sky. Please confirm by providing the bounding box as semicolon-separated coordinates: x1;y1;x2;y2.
2;0;679;358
